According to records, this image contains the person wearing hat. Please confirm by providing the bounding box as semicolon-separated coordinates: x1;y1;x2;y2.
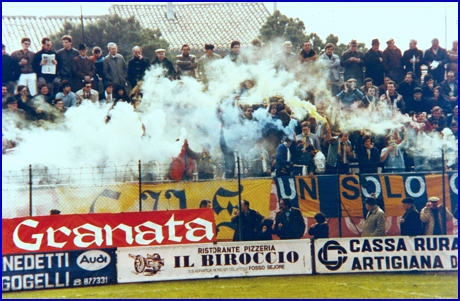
402;39;424;83
362;196;386;237
246;137;271;177
152;48;177;80
363;39;385;86
184;139;215;180
400;198;423;236
72;43;96;90
32;37;59;96
340;39;365;88
273;41;297;72
420;196;453;235
383;38;404;85
197;44;222;86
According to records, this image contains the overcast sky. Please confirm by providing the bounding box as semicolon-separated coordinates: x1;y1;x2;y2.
2;2;458;50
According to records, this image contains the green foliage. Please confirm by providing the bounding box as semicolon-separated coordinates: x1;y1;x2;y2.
259;11;368;57
50;14;170;61
259;10;309;50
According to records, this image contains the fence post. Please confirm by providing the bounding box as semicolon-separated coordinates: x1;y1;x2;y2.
237;156;242;241
441;148;447;235
337;173;342;238
29;164;32;217
138;160;142;212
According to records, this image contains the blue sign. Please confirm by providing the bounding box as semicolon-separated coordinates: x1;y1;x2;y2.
2;248;116;291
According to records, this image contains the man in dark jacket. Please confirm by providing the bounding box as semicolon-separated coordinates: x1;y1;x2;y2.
364;39;384;86
400;198;422;236
72;43;96;91
152;49;176;80
231;200;264;241
340;40;365;87
397;72;419;110
32;37;59;95
127;46;151;88
355;134;380;174
56;35;79;89
423;38;450;85
2;43;21;95
383;38;404;85
402;39;424;84
275;198;306;239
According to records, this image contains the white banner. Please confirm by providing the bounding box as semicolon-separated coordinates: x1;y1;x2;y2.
117;240;312;283
315;235;458;274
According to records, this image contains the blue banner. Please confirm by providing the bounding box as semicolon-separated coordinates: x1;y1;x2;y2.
2;248;116;292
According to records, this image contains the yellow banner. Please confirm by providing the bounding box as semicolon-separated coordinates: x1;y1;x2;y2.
296;176;320;217
54;179;272;240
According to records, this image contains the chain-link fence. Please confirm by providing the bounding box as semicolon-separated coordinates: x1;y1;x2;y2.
3;160;457;240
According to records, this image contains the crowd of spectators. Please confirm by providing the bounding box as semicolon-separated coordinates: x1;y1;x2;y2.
2;35;458;178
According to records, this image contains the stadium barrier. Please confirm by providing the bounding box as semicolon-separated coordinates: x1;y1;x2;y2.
2;170;457;239
116;240;312;283
1;207;457;291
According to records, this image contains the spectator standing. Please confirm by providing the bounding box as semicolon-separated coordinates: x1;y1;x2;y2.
275;137;294;177
383;38;404;85
103;42;127;88
72;43;96;91
32;37;59;96
56;35;79;89
197;44;222;86
298;40;317;64
447;40;458;75
226;40;241;63
152;48;177;80
420;196;453;235
246;138;271;177
90;46;104;93
11;37;36;95
401;39;424;83
127;46;151;88
380;134;407;173
362;197;386;237
2;44;21;95
325;129;353;175
364;39;385;86
176;44;197;78
340;40;365;87
185;142;215;180
273;41;297;72
355;134;380;174
400;198;423;236
274;199;306;240
319;43;340;95
423;38;449;85
231;200;264;241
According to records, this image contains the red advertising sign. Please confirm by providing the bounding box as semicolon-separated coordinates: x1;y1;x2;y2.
2;209;216;255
